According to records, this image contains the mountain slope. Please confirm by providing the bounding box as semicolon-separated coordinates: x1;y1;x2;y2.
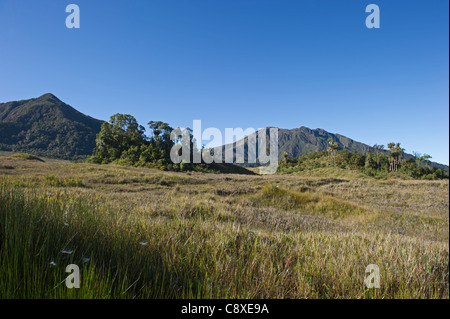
0;94;104;159
278;126;370;156
1;94;447;171
216;127;449;172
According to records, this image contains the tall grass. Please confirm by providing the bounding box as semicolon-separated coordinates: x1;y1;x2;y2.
258;184;371;219
0;181;448;298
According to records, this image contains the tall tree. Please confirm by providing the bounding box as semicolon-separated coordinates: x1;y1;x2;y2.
93;114;146;163
387;142;395;172
422;154;432;169
373;144;385;168
413;151;422;167
328;138;338;166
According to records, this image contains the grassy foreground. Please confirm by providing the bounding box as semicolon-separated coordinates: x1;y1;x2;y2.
0;155;448;298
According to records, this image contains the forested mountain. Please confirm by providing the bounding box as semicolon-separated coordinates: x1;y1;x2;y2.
0;93;104;159
216;127;449;172
0;94;448;172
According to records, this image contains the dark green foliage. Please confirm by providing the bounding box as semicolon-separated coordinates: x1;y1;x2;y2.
278;149;448;180
0;94;103;160
1;94;448;174
90;114;147;164
90;114;171;166
179;160;188;171
90;114;256;175
219;127;449;172
220;127;372;167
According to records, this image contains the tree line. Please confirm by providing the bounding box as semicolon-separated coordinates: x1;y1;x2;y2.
279;140;447;180
89;114;198;171
88;113;255;174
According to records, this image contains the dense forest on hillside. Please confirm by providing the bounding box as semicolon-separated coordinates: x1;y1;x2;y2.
89;113;447;180
278;144;448;180
88;113;255;174
2;94;448;174
0;94;103;159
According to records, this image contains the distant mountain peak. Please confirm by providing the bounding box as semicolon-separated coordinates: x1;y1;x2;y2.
39;93;57;98
37;93;61;102
0;94;104;159
218;125;449;172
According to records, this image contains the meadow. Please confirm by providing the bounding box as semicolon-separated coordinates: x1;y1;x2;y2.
0;153;448;298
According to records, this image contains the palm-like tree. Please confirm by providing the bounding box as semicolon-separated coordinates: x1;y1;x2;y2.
283;152;288;163
412;152;432;169
422;154;432;169
387;142;395;171
328;138;338;166
399;147;405;163
413;151;422;167
327;138;333;162
373;144;385;167
392;148;401;172
387;142;403;172
373;144;379;166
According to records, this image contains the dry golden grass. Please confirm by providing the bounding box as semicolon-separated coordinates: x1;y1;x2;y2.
0;155;448;298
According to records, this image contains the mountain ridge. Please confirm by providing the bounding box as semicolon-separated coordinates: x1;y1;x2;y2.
215;126;449;172
0;94;448;172
0;93;104;159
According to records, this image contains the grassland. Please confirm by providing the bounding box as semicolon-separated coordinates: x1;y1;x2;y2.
0;154;448;298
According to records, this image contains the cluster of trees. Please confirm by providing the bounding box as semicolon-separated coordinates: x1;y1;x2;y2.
386;142;403;172
412;152;432;169
278;142;447;180
370;143;433;173
88;113;254;174
90;114;192;170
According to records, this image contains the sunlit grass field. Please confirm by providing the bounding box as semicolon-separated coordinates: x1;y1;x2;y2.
0;154;448;298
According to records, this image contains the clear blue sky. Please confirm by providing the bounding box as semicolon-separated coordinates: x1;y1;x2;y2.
0;0;448;164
